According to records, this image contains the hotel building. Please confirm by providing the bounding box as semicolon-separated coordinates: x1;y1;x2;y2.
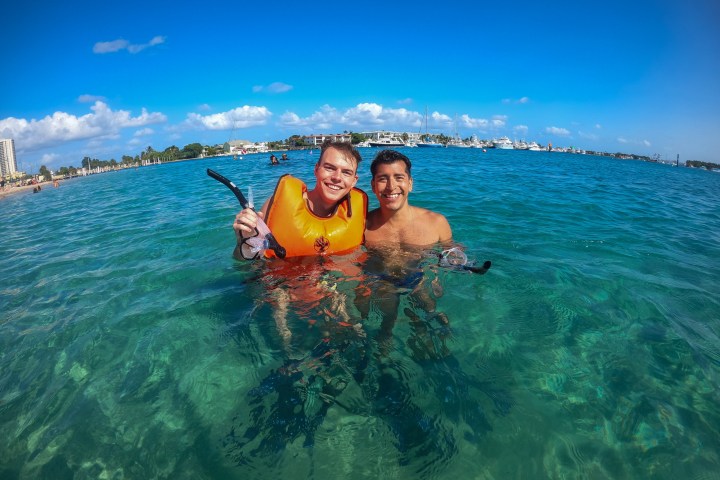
1;138;18;178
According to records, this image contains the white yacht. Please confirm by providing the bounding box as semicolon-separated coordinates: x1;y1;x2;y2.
368;135;406;147
447;138;470;148
493;136;514;149
527;142;544;151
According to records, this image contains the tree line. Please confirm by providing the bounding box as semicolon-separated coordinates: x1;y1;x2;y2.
686;160;719;170
40;143;211;180
43;134;375;180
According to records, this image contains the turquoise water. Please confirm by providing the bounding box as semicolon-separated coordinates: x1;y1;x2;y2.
1;148;719;479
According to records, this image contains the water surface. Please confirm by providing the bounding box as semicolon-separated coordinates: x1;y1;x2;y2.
1;148;719;479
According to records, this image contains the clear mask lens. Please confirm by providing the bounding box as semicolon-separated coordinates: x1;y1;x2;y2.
439;247;467;267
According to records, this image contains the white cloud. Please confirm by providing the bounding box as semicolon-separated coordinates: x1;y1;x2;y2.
502;97;530;104
578;130;599;140
595;124;602;129
40;153;59;164
78;94;106;103
397;98;413;105
617;137;651;147
93;36;165;54
546;126;571;136
93;39;129;53
185;105;272;130
458;113;505;130
252;82;293;94
197;103;211;111
491;115;507;128
128;35;165;53
340;103;420;128
459;114;489;129
430;111;452;127
0;101;167;152
133;128;154;137
514;125;529;135
278;103;422;132
278;111;303;126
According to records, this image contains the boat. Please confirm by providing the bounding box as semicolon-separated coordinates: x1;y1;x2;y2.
527;142;544;151
468;135;486;148
417;138;444;148
493;136;514;149
447;139;470;148
368;135;406;147
448;115;470;147
417;106;444;147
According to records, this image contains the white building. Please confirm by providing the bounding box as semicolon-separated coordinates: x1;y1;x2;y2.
303;133;352;146
0;138;18;178
360;131;421;142
224;140;268;154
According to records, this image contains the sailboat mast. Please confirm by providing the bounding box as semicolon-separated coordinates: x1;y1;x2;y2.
425;106;429;136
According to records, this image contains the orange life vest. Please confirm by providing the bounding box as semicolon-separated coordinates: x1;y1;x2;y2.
265;175;367;258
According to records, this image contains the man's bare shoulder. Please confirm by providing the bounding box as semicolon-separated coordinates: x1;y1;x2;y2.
413;206;448;223
412;206;452;242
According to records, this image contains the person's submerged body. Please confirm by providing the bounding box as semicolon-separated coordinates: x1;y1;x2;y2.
358;149;456;357
224;149;501;465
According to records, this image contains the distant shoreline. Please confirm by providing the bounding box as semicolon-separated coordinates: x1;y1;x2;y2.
0;182;46;199
0;176;84;200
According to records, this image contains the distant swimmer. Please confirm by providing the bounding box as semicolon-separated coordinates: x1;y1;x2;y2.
270;154;280;165
281;153;288;161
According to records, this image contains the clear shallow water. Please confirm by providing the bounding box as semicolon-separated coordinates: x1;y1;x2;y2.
1;148;719;479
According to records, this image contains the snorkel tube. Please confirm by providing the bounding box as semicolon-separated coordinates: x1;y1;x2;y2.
207;169;287;259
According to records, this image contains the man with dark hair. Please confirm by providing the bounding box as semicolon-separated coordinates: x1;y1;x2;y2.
366;149;451;246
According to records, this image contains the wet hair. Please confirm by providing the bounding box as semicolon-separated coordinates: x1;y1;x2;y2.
319;140;362;172
370;149;412;178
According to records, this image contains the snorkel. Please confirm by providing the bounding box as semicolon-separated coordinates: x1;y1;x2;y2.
207;169;287;259
436;247;492;274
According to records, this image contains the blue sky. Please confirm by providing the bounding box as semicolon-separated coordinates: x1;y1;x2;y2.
2;0;719;171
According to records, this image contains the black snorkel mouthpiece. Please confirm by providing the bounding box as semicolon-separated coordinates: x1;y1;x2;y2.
207;168;287;259
463;260;492;275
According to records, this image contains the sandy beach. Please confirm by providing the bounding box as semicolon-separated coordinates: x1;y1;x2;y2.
0;182;53;199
